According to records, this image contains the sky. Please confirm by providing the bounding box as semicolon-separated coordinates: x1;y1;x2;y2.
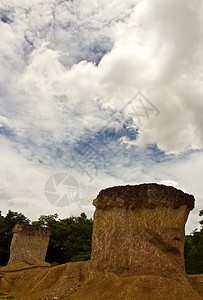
0;0;202;234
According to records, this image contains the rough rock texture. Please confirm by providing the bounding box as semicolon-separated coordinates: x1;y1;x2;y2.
71;273;203;300
188;274;203;297
0;184;202;299
7;224;51;265
0;263;202;299
94;183;194;209
91;184;194;278
0;261;89;300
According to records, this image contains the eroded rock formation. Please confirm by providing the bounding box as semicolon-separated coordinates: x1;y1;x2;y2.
0;184;202;299
7;224;51;265
91;183;194;278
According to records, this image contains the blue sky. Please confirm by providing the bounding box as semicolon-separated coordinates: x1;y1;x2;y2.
0;0;203;233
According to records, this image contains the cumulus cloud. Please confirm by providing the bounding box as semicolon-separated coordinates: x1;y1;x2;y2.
0;0;202;232
1;0;202;152
98;0;203;152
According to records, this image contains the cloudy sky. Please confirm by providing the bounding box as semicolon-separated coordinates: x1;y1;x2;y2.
0;0;202;233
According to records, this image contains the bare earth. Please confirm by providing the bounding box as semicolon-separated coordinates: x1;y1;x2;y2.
0;260;202;300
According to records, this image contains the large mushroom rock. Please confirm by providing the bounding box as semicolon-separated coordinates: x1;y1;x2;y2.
7;224;51;265
91;183;194;278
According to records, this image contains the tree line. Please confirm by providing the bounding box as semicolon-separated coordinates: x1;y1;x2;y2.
0;210;202;274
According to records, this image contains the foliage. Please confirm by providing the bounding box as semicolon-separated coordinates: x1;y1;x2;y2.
199;209;203;229
184;210;203;274
32;212;93;264
0;209;202;275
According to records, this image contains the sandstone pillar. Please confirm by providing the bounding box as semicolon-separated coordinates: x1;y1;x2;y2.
91;184;194;277
8;224;51;265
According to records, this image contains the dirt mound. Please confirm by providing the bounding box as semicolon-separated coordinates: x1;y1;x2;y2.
0;261;202;299
0;259;50;273
0;261;88;300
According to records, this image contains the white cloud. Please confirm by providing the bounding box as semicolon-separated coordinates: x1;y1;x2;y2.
0;0;202;234
98;0;203;152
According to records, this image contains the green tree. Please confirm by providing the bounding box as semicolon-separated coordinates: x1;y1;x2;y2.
33;213;93;264
184;210;203;274
1;209;201;273
199;209;203;231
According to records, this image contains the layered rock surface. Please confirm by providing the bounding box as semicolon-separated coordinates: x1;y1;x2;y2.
91;184;194;278
0;184;202;299
8;224;51;265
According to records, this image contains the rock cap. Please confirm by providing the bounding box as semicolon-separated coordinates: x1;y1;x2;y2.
93;183;195;210
12;224;52;237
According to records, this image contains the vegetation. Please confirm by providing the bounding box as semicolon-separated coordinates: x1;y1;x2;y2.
0;210;93;266
184;210;203;274
32;212;93;264
0;210;202;274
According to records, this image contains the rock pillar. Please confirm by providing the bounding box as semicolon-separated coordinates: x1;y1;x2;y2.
8;224;51;265
91;183;194;277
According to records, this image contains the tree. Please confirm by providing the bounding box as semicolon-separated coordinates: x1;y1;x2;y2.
184;210;203;274
199;209;203;231
1;209;202;273
33;213;93;264
32;213;58;227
